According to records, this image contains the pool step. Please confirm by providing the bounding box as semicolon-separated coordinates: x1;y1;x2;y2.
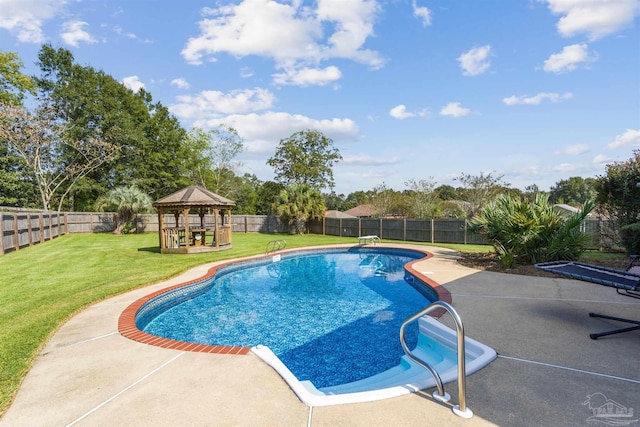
252;316;497;407
320;333;458;395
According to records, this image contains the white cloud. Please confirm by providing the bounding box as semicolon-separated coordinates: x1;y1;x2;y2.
200;111;359;155
541;0;640;40
60;20;96;47
389;105;414;119
171;78;189;89
122;76;145;93
273;66;342;86
412;0;432;26
561;144;590;155
389;104;429;120
440;102;471;118
342;155;401;165
552;162;579;173
457;45;491;76
503;92;573;105
543;44;596;73
0;0;65;43
593;154;611;164
181;0;383;85
607;129;640;149
240;67;254;78
113;25;152;43
170;87;276;119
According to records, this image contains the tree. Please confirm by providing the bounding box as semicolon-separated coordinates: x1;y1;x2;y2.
0;51;36;106
228;173;260;214
434;184;457;201
34;45;195;208
549;176;596;206
187;125;244;197
267;129;342;190
275;183;326;234
324;191;346;211
343;190;371;210
455;172;509;217
256;181;285;215
0;102;119;211
594;150;640;254
0;50;38;206
95;185;153;234
370;183;405;217
405;178;439;218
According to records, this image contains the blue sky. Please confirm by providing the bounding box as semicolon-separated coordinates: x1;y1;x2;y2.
1;0;639;196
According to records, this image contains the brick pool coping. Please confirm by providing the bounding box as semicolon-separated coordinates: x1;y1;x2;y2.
118;245;452;354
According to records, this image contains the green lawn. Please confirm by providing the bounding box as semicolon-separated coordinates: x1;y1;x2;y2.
0;232;488;416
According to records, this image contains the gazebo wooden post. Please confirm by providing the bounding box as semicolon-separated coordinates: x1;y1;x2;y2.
184;207;191;249
213;208;219;248
158;208;165;250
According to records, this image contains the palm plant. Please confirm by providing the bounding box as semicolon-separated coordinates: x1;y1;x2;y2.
470;193;594;266
275;183;326;234
95;185;153;234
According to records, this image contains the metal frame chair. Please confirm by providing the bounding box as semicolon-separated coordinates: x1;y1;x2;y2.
535;256;640;340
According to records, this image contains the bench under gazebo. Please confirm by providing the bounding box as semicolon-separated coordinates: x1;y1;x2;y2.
154;185;235;254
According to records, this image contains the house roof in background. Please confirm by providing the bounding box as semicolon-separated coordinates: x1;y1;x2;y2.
324;210;357;219
344;204;378;218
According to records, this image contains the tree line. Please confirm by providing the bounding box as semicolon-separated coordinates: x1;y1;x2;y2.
1;46;638;254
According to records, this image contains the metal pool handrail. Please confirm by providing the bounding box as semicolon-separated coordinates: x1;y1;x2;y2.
399;301;473;419
265;239;287;254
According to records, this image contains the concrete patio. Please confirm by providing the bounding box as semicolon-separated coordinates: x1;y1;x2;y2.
1;245;639;426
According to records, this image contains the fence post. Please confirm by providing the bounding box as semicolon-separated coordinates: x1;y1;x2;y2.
0;213;4;255
13;214;19;251
403;218;407;241
379;218;383;239
464;220;468;245
27;213;33;246
431;219;434;243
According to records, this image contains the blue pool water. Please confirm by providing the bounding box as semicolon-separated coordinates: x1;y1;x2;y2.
138;248;437;388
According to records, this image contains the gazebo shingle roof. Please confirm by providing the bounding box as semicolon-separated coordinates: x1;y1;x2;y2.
153;185;235;207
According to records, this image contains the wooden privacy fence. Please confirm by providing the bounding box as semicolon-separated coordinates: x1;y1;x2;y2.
0;207;617;255
1;209;67;255
309;217;489;245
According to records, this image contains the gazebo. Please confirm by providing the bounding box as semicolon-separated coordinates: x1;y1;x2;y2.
153;185;235;254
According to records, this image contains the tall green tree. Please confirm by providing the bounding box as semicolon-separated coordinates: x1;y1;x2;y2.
455;172;509;217
256;180;285;215
275;183;326;234
405;178;439;218
0;51;36;105
0;50;38;206
34;45;195;209
595;150;640;253
549;176;596;206
370;183;406;217
0;102;119;211
186;125;244;197
267;129;342;190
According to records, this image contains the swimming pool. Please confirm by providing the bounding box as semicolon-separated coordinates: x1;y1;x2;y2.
137;247;433;387
123;246;496;406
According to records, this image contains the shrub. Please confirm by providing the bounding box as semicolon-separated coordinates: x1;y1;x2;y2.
470;194;594;266
619;222;640;255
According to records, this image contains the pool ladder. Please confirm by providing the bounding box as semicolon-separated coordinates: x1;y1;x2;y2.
265;239;287;254
399;301;473;419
